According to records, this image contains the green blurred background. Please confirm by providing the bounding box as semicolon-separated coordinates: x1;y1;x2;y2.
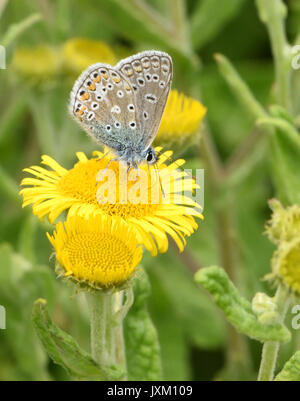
0;0;299;381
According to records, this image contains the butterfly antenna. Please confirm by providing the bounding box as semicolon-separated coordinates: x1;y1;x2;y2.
96;150;110;162
156;150;193;180
154;162;165;198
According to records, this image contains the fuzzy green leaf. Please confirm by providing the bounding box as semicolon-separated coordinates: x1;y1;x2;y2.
195;266;291;343
275;351;300;381
124;269;162;381
32;299;124;381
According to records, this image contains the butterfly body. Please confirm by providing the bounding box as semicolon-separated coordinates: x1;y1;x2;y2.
69;50;172;167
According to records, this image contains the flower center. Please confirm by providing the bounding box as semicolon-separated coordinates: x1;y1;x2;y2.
62;232;135;286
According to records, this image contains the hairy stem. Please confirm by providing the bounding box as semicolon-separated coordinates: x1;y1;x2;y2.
86;292;116;367
257;283;291;381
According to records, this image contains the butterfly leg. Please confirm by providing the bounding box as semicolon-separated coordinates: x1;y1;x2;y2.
96;157;119;183
132;162;140;185
120;162;132;185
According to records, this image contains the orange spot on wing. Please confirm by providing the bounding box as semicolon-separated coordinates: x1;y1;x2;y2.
88;83;96;91
80;93;90;101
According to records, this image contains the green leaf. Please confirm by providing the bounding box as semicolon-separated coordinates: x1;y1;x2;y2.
124;269;162;381
145;253;226;349
191;0;246;49
195;266;291;343
32;299;124;381
275;351;300;381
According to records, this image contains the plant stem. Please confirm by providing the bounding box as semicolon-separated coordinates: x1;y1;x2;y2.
257;283;291;381
255;0;292;111
171;0;191;50
86;292;116;367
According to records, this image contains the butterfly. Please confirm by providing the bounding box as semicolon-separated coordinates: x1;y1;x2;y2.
69;50;173;170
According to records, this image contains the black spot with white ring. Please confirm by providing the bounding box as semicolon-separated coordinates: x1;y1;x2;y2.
137;78;145;86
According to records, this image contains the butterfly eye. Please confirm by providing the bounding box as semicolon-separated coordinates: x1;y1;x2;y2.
146;148;157;164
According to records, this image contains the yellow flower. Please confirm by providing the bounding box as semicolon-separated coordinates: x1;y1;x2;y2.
156;90;207;149
20;150;202;256
266;199;300;245
11;45;61;81
47;214;142;290
271;238;300;294
62;38;117;76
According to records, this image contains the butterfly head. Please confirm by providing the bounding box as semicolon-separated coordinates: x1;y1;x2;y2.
144;147;158;165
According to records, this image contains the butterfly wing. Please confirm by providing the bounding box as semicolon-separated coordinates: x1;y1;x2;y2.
69;62;142;153
116;50;173;150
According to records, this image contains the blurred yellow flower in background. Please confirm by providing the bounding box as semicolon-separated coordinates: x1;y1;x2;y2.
266;199;300;245
47;213;142;290
62;38;117;76
266;199;300;294
20;150;202;256
11;45;61;81
272;238;300;295
156;90;207;149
